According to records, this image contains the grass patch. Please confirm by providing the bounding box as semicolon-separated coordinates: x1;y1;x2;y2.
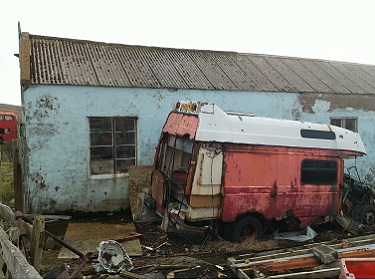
0;161;15;207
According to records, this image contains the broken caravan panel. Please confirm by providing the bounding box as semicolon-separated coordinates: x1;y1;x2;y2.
151;101;366;242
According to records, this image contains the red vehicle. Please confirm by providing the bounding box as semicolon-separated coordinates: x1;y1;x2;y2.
150;101;367;242
0;112;18;144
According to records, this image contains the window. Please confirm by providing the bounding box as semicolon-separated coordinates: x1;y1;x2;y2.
300;129;335;140
89;117;137;175
301;159;337;185
330;117;357;132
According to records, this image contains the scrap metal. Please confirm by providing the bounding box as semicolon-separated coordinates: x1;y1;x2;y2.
114;231;143;242
228;233;375;278
14;211;32;265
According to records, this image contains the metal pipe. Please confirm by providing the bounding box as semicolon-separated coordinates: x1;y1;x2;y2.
14;211;32;264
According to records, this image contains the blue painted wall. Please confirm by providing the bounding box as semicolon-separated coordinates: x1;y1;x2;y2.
22;85;375;213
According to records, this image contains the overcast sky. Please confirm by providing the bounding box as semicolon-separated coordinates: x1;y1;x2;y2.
1;0;375;106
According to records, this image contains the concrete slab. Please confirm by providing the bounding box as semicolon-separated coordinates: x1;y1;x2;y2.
58;221;142;259
312;244;338;264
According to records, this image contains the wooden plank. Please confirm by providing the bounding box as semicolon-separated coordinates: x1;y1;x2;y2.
58;221;142;258
30;215;45;272
0;203;17;226
269;267;340;279
20;32;31;85
13;139;24;212
0;227;42;279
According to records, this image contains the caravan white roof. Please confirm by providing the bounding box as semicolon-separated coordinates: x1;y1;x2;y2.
194;104;366;156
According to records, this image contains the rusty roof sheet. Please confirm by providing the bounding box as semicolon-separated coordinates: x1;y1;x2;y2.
26;34;375;94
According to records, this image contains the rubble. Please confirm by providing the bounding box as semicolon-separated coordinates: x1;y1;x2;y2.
312;244;338;264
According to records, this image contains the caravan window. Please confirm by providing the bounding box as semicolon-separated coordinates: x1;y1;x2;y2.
300;129;335;140
301;159;337;185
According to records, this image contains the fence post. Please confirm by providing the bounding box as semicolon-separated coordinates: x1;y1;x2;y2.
30;215;45;272
13;139;24;212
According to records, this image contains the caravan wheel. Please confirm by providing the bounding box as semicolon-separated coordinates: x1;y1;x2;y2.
230;216;263;243
360;205;375;225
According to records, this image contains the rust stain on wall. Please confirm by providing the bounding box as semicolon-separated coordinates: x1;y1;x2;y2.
299;93;375;113
32;173;46;189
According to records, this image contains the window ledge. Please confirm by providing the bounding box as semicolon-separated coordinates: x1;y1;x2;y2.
90;173;129;180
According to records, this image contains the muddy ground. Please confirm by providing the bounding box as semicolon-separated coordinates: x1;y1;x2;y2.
39;210;366;279
32;166;375;278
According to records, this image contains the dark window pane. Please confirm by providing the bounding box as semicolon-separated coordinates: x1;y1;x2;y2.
116;119;134;131
300;129;336;140
345;119;356;132
116;132;135;145
90;118;112;132
330;119;342;127
301;160;337;185
90;133;113;145
90;147;113;160
116;146;135;158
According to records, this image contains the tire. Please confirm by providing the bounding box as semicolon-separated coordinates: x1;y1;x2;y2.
230;216;263;243
359;205;375;225
0;137;3;144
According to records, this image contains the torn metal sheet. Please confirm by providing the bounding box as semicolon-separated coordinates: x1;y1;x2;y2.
273;226;317;242
58;221;142;259
335;215;362;235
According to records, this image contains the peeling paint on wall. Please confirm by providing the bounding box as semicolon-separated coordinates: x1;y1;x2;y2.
32;95;60;121
32;173;46;189
299;93;375;113
312;100;331;114
22;85;375;213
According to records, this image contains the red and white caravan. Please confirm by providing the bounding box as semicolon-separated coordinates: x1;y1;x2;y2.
151;101;367;242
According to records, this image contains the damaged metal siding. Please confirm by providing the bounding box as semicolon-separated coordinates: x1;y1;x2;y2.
222;145;344;226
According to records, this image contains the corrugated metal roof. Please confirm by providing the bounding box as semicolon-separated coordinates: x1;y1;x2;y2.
25;34;375;94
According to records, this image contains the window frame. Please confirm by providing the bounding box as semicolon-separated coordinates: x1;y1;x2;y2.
301;159;338;185
89;117;137;175
330;117;358;132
